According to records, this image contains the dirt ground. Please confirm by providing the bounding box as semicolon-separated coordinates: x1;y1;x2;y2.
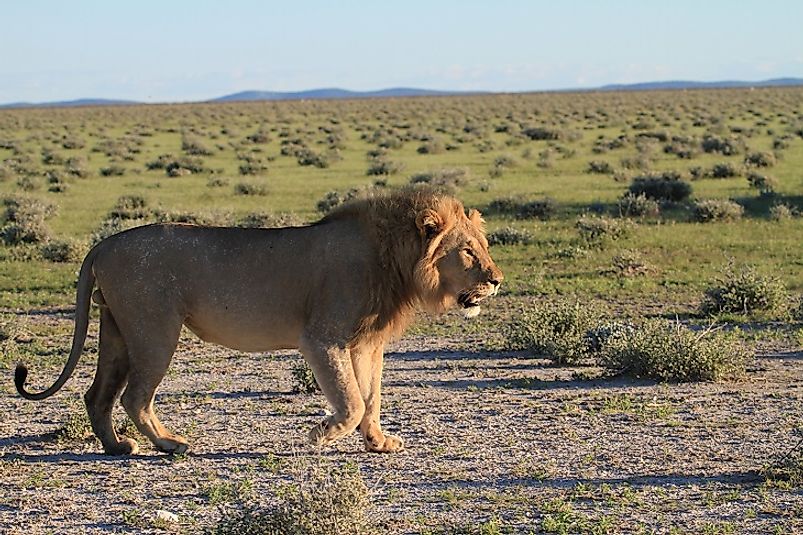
1;311;802;534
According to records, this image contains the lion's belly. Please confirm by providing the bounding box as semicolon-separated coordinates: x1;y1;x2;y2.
184;311;302;352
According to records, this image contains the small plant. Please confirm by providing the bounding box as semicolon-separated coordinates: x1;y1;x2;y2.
598;320;748;382
487;227;533;246
109;195;149;219
291;361;320;394
693;199;744;223
770;202;797;221
610;250;651;277
575;215;631;247
366;157;404;176
181;134;214;156
628;174;692;202
408;167;470;191
234;182;268;196
709;162;739;179
485;197;555;220
744;151;776;168
502;299;603;365
701;134;744;155
746;172;778;196
212;460;376;535
0;196;55;245
701;265;789;316
99;165;126;177
617;193;660;218
586;160;613;174
40;239;84;263
55;411;94;442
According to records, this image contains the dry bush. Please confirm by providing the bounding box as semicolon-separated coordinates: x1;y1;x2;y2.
746;172;778;196
701;265;789;316
40;239;84;263
599;320;748;382
586;160;614;174
487;227;533;246
408;167;469;191
693;199;744;222
212;461;378;535
234;182;269;196
617;193;660;218
0;196;55;245
575;215;631;247
744;151;776;168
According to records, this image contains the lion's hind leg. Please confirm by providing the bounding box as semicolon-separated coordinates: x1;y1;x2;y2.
84;307;138;455
300;337;365;448
118;317;189;454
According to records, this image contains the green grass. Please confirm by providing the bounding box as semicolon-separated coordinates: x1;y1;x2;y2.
1;88;802;314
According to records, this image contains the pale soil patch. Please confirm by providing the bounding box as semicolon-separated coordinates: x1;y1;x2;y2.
1;313;802;534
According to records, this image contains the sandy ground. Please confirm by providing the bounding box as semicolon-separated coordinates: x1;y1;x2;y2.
1;312;802;534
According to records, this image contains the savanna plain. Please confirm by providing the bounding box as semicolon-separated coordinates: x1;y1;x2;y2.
0;88;802;534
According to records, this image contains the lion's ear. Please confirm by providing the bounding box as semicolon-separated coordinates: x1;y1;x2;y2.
416;209;444;240
467;209;485;229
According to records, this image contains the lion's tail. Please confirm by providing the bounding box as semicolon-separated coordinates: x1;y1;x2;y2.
15;245;100;401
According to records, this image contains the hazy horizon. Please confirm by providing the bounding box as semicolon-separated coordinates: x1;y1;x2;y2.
3;0;802;104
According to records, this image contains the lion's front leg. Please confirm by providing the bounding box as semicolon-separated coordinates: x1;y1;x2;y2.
353;344;404;453
299;338;366;447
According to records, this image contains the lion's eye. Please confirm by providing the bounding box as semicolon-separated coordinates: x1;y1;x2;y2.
462;248;476;260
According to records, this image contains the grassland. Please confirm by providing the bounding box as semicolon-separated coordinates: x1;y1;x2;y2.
1;87;802;533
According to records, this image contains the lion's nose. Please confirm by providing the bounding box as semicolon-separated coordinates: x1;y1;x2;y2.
489;278;501;287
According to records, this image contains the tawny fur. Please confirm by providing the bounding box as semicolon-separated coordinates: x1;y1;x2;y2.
15;188;503;455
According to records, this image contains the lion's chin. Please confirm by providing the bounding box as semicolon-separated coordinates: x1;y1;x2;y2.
461;304;481;319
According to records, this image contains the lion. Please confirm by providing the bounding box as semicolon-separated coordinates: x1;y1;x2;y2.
15;188;503;455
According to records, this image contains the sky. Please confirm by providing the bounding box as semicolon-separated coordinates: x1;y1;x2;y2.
2;0;802;104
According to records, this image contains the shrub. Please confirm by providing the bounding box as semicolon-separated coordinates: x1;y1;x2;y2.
99;165;126;177
701;265;789;316
212;461;375;535
628;175;692;202
485;197;556;220
701;134;744;155
575;215;630;247
238;157;268;176
522;127;564;140
493;154;518;169
487;227;533;246
109;195;149;219
234;182;268;196
586;160;613;174
617;193;660;218
693;199;744;223
769;202;797;221
709;162;739;178
502;299;602;365
744;151;776;168
416;139;445;154
90;217;149;247
296;148;331;168
408;167;469;191
366;157;404;176
245;129;271;144
235;212;304;228
181;134;214;156
0;196;55;245
316;187;379;213
599;320;748;382
291;361;320;394
40;239;84;263
610;250;651;277
746;172;778;196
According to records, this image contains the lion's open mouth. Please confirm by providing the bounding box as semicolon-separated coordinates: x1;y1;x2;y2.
458;293;481;309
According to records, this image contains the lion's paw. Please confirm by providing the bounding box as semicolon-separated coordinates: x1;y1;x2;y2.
104;437;139;456
365;434;404;453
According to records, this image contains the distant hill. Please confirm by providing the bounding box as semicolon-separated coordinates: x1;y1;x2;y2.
0;98;138;109
2;79;803;109
598;78;803;91
210;87;476;102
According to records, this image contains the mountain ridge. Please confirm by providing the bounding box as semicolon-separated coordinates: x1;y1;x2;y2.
2;78;802;109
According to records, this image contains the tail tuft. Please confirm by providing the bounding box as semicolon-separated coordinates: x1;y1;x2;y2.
15;363;29;395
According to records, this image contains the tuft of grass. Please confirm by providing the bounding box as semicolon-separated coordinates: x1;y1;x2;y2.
598;320;748;382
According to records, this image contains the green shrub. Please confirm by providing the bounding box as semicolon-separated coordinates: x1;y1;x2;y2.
628;175;692;202
693;199;744;223
487;227;533;246
599;320;748;382
701;265;789;316
0;196;55;245
234;182;268;196
575;215;631;247
212;461;375;535
617;193;660;218
235;212;304;228
109;195;149;219
296;148;331;168
522;127;565;140
746;172;778;196
744;151;776;168
291;361;320;394
485;197;555;220
586;160;613;174
709;162;739;178
99;165;126;177
502;299;602;365
366;157;404;176
701;134;744;155
40;239;84;263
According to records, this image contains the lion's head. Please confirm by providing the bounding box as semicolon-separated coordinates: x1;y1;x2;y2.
324;188;503;341
413;199;503;318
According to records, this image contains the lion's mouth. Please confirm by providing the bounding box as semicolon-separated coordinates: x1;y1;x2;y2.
458;293;482;309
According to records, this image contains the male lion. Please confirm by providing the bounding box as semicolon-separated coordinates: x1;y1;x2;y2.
15;188;503;455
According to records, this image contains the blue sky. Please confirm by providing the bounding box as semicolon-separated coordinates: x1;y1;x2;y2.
2;0;802;103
